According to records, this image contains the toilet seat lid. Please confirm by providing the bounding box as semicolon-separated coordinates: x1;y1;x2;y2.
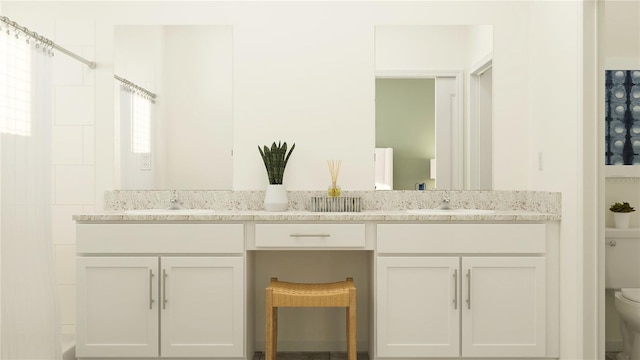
621;288;640;303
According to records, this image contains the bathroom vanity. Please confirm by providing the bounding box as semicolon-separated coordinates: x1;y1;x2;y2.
74;192;561;360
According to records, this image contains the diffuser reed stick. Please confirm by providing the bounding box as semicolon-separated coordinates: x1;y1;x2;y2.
327;160;342;197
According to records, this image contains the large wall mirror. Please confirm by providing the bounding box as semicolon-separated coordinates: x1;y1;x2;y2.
114;25;233;190
374;25;493;190
113;24;492;191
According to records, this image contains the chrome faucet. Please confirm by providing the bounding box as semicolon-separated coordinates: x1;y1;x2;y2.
439;189;451;210
168;190;181;210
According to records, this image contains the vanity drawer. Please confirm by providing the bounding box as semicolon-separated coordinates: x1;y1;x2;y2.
255;223;366;248
377;223;546;254
77;223;244;254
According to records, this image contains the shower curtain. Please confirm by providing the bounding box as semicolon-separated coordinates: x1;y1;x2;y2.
0;28;61;359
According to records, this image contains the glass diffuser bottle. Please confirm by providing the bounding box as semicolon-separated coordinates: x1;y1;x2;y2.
327;160;342;197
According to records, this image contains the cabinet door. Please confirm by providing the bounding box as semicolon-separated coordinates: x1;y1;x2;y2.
462;257;545;357
377;257;460;357
160;257;244;358
76;257;159;358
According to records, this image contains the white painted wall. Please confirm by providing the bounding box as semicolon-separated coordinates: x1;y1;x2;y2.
375;25;469;71
2;2;588;358
467;25;493;68
603;0;640;70
526;3;583;357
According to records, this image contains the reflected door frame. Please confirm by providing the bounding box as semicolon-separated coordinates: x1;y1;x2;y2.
375;70;464;189
469;54;493;190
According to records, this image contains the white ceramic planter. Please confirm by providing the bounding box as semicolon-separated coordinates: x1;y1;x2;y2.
264;184;288;212
613;212;632;229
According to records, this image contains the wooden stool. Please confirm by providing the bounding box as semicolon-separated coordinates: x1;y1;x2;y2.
265;277;356;360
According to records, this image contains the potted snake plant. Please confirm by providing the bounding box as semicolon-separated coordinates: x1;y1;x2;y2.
258;141;295;211
610;202;636;229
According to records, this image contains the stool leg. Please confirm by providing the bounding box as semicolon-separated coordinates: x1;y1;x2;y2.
273;307;278;357
347;287;357;360
266;287;275;360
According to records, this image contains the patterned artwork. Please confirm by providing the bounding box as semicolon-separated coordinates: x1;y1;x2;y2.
605;70;640;165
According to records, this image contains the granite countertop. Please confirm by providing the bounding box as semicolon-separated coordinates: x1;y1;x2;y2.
73;209;560;222
74;190;562;222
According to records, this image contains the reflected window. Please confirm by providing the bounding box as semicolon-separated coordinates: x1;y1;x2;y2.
131;92;151;154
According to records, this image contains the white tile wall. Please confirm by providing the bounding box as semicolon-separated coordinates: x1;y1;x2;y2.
52;205;83;245
53;45;84;85
54;166;95;205
83;126;95;164
55;245;76;285
51;19;97;335
82;47;95;86
52;126;84;165
58;285;76;327
55;86;95;125
55;20;95;46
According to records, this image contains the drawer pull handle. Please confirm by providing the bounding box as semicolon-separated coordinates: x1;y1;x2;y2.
162;269;168;310
453;269;458;310
149;269;154;310
289;234;331;238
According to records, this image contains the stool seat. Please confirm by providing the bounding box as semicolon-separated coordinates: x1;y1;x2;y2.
265;277;356;360
268;278;355;307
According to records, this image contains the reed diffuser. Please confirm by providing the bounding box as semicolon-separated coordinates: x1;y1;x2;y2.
327;160;342;197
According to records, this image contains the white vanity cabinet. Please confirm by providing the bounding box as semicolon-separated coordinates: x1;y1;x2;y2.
160;256;244;358
76;256;159;358
376;256;460;357
376;223;557;359
75;223;245;359
460;256;545;357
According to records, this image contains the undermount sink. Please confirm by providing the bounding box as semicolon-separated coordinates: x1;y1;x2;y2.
406;208;496;215
124;209;217;215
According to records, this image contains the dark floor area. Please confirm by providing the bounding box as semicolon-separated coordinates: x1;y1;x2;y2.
253;352;369;360
606;352;619;360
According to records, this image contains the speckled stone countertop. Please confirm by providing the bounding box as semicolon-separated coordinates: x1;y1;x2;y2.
73;210;559;222
73;190;561;222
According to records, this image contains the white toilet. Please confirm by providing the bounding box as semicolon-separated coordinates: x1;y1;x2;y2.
606;228;640;360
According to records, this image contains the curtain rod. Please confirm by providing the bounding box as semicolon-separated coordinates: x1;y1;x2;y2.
0;16;96;69
114;75;157;101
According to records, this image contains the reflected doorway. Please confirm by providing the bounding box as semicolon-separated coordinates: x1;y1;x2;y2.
375;73;462;190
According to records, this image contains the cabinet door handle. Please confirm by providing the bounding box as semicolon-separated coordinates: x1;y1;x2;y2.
453;269;458;310
149;269;155;310
289;234;331;238
466;269;471;310
162;269;168;310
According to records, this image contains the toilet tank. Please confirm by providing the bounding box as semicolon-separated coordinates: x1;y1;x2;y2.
605;228;640;289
